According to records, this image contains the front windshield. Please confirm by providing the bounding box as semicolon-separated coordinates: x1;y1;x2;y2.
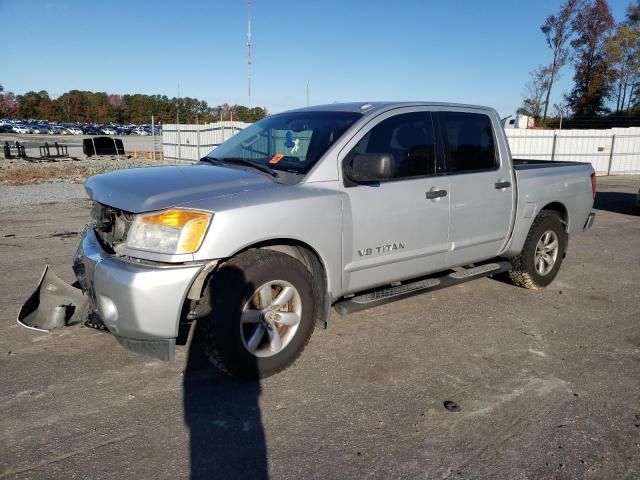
208;111;362;174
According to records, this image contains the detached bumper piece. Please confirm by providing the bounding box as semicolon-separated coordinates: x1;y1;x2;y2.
17;265;89;332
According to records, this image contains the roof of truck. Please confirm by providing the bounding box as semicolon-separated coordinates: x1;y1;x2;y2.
286;101;495;115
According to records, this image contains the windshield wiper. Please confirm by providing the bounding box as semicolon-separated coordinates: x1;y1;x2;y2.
220;157;279;177
199;155;224;165
200;155;278;178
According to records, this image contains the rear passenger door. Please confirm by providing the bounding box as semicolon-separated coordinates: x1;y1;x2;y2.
340;109;450;293
436;109;515;267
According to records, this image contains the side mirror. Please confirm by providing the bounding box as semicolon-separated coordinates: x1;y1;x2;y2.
347;153;394;183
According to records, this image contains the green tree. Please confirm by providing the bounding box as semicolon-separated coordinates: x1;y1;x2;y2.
16;90;50;119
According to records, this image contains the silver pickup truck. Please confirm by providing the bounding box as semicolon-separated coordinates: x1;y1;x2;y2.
19;102;596;378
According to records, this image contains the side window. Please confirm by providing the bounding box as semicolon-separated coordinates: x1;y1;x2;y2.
345;112;436;180
439;112;497;173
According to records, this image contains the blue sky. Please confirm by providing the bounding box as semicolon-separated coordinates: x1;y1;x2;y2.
0;0;632;117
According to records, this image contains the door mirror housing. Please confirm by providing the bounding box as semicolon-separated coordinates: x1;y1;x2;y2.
347;153;394;183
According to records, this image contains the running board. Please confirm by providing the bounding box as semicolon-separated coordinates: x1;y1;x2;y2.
334;260;512;315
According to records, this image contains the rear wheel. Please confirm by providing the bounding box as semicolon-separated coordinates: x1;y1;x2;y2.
197;249;318;379
508;210;566;289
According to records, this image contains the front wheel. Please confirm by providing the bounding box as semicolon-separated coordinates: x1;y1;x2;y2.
197;250;319;379
508;210;566;289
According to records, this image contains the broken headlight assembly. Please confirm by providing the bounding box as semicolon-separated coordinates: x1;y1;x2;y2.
126;209;213;255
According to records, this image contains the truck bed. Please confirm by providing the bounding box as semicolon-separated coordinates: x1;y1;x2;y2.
504;159;595;258
512;159;591;170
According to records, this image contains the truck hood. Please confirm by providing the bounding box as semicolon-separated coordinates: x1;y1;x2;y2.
84;164;279;213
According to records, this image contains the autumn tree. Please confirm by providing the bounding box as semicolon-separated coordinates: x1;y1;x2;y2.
540;0;579;124
0;83;18;118
620;1;640;112
518;66;553;121
566;0;615;116
628;0;640;23
3;86;267;124
607;21;640;113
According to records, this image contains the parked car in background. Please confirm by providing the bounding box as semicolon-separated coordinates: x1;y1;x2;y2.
12;124;30;134
101;127;117;135
83;126;103;136
132;127;150;136
32;125;51;134
67;127;83;135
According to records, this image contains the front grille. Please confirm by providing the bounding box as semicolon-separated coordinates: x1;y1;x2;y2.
91;202;134;253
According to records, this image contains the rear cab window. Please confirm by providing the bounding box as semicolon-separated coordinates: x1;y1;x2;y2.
438;111;498;174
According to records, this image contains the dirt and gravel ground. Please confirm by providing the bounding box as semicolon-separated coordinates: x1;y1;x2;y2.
1;133;163;185
0;175;638;480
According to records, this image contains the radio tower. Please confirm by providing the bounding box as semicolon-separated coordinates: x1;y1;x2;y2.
247;0;253;109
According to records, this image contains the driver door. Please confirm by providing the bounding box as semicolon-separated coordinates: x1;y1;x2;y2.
340;108;450;294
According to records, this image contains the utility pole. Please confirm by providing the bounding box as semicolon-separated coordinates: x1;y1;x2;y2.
151;114;155;160
558;111;563;131
306;81;310;106
553;104;563;131
247;0;253;109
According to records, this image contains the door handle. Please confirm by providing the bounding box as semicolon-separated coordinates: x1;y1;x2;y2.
495;181;511;189
425;189;447;199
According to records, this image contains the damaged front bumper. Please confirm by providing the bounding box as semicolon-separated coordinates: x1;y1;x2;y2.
18;228;205;360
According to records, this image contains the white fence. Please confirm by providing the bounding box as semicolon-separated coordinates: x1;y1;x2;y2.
162;121;251;162
505;127;640;175
163;122;640;175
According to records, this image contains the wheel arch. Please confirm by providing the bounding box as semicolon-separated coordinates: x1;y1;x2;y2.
501;201;570;258
238;239;332;328
539;202;569;231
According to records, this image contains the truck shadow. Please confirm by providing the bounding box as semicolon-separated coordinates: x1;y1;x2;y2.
594;191;639;216
183;266;268;480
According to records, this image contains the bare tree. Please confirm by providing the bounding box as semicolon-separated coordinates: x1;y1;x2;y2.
607;22;640;113
623;1;640;112
540;0;580;125
518;66;553;122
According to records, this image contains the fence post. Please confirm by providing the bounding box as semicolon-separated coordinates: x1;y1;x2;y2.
551;132;557;161
607;134;616;176
177;123;181;162
197;120;201;160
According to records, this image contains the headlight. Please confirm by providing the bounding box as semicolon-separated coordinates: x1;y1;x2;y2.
127;209;212;254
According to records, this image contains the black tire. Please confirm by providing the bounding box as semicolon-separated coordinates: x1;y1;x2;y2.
197;249;319;379
508;210;566;289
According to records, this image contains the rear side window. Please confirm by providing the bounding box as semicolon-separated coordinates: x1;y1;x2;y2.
439;112;497;173
346;112;436;180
